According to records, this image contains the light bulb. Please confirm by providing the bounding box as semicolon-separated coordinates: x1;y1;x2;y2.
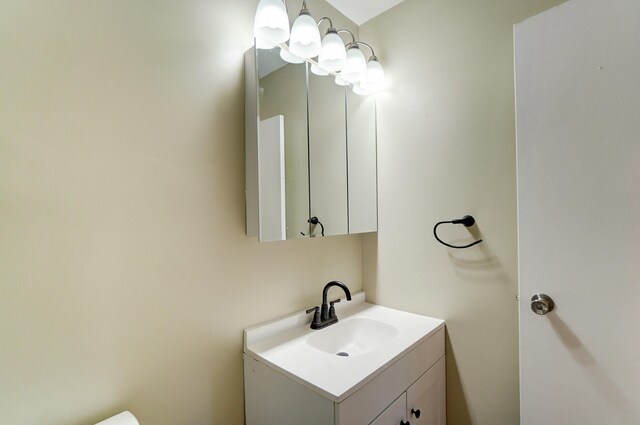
341;46;367;84
254;0;290;44
318;28;346;72
279;47;304;64
366;57;385;84
310;63;329;76
289;10;321;59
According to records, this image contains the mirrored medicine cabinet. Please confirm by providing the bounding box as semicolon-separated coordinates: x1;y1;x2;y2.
245;45;378;242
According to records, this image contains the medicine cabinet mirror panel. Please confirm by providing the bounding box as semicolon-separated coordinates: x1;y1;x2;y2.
308;69;348;237
246;48;378;242
255;47;310;240
346;91;378;234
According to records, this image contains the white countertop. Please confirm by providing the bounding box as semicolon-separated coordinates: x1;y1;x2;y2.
243;292;445;402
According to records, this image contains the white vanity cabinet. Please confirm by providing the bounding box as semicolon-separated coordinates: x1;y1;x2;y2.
244;327;445;425
370;393;407;425
367;355;445;425
367;357;446;425
406;356;446;425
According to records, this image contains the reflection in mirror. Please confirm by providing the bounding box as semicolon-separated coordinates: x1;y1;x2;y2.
308;68;348;237
257;47;309;240
346;91;377;233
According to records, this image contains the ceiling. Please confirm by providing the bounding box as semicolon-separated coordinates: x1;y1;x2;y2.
324;0;406;25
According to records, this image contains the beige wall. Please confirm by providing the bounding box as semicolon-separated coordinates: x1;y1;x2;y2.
0;1;363;424
360;1;564;424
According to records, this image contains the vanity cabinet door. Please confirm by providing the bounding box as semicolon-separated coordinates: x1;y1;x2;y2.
369;393;407;425
406;357;446;425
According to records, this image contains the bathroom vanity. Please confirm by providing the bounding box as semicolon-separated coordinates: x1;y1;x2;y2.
243;293;445;425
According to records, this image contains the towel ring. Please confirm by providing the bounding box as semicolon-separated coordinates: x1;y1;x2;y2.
433;215;482;249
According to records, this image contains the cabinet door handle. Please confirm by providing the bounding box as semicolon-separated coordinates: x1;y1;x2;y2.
400;421;410;425
411;408;421;418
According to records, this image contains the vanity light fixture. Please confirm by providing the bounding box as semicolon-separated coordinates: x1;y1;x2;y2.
334;74;348;86
365;56;385;85
254;0;290;44
352;83;372;96
359;66;385;93
255;36;276;50
310;63;329;76
341;44;367;84
252;0;386;95
280;45;305;63
347;41;385;94
317;18;347;72
289;2;321;58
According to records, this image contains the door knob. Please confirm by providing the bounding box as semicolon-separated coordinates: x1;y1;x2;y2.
530;293;555;315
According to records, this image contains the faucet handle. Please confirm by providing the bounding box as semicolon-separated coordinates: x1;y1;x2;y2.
306;306;321;329
328;299;342;320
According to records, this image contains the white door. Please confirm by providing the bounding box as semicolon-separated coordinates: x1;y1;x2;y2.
515;0;640;424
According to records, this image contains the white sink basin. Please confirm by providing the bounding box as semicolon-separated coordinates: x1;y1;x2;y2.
244;292;445;402
306;317;398;357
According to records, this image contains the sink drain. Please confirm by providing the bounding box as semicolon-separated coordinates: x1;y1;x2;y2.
336;352;349;357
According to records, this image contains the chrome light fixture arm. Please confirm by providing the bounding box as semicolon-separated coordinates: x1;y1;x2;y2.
317;16;333;29
336;28;357;44
348;40;376;59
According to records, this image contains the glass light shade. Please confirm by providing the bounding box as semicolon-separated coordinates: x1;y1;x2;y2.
279;47;304;64
341;46;367;84
366;58;385;84
255;36;276;50
318;30;347;72
353;83;372;96
254;0;290;44
335;74;348;86
289;11;321;58
310;63;329;76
